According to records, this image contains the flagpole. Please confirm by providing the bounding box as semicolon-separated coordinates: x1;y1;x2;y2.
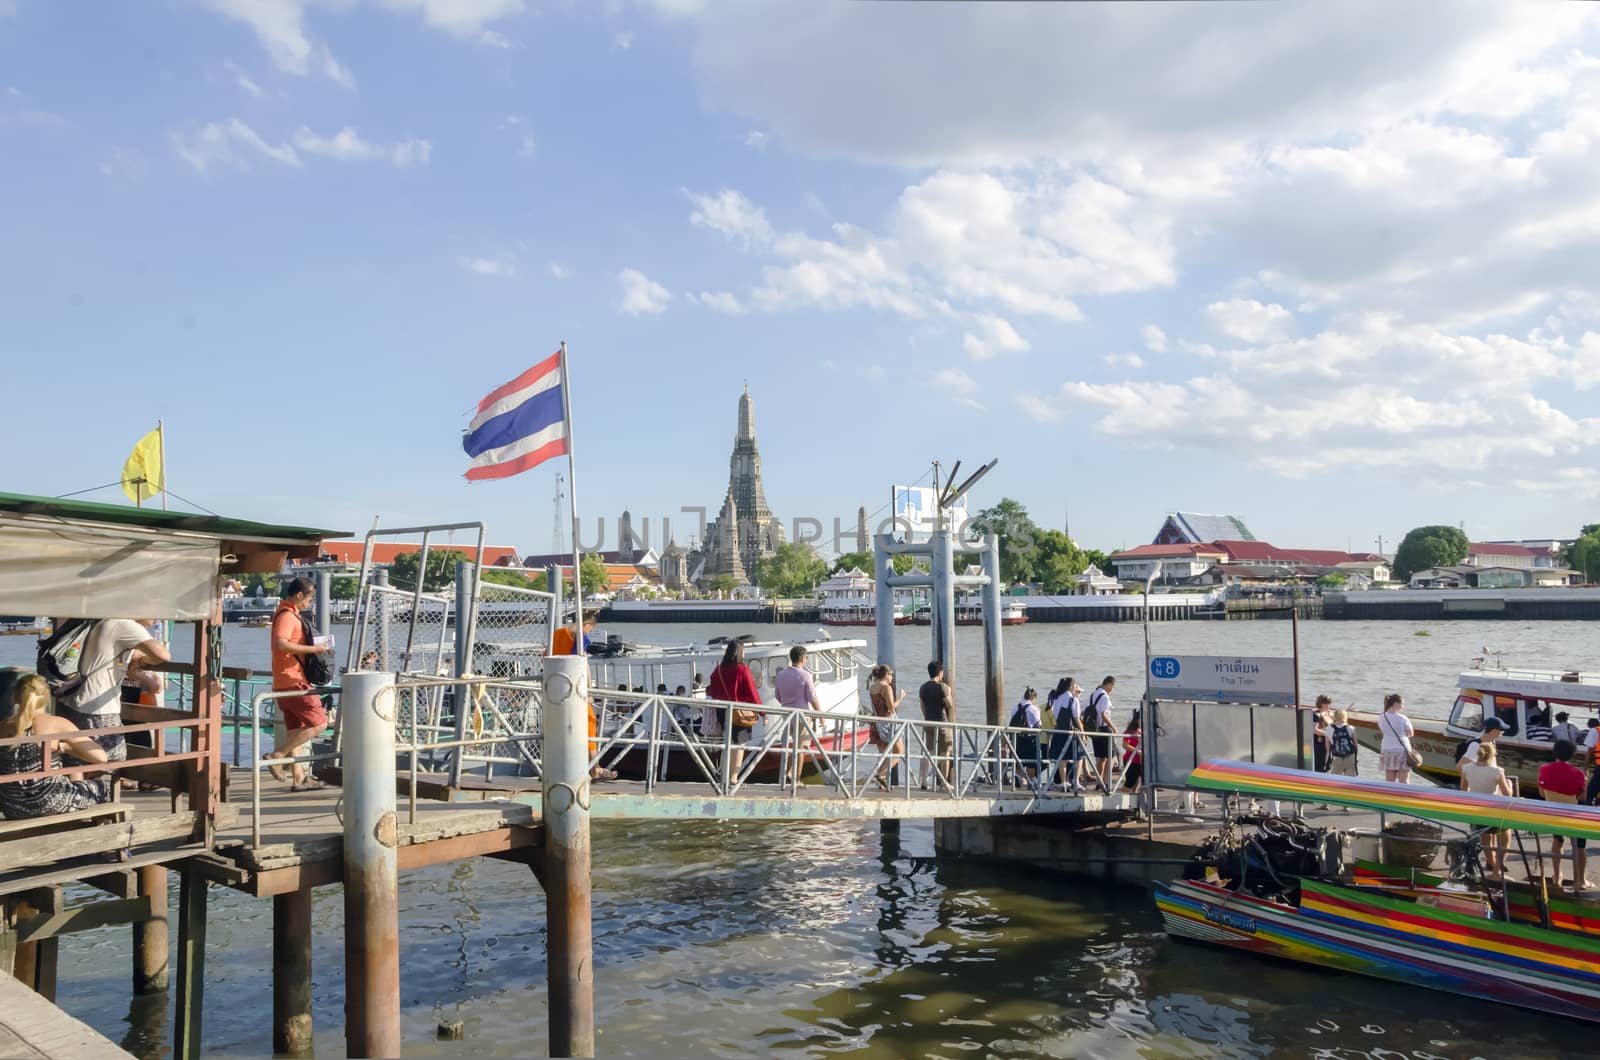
157;419;167;511
559;341;583;642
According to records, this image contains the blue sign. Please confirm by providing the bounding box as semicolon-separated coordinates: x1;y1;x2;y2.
1150;657;1181;680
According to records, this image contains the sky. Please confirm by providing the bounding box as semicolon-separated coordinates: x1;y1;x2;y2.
3;1;1599;558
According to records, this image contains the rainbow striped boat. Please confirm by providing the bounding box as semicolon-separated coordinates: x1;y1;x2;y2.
1153;760;1600;1023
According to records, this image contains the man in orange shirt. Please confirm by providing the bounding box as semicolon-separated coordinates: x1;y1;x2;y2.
267;577;334;789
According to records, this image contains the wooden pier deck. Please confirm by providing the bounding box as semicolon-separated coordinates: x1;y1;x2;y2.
0;974;133;1059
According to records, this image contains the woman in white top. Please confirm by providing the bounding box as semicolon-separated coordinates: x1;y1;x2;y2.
1459;742;1514;877
1377;692;1421;783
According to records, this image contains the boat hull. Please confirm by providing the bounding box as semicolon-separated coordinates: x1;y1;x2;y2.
1154;878;1600;1022
601;723;873;783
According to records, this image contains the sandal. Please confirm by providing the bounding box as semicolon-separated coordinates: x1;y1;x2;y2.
290;778;326;792
589;767;618;782
264;752;289;783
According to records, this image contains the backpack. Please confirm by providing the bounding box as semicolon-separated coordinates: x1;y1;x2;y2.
36;618;96;700
1087;688;1112;732
1010;702;1033;728
298;612;334;687
1453;738;1473;765
1330;724;1356;758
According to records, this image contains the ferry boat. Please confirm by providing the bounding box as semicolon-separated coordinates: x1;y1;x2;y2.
910;595;1027;626
1154;760;1600;1023
816;568;910;626
1347;663;1600;791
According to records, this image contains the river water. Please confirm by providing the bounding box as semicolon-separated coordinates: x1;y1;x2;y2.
5;619;1596;1057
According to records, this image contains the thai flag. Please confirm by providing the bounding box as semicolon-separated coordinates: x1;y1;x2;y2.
463;350;569;481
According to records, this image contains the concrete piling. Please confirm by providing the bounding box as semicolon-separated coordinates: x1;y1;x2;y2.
980;533;1006;727
341;670;401;1058
541;653;596;1058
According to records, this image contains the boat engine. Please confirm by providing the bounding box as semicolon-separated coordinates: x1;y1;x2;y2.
1182;813;1343;902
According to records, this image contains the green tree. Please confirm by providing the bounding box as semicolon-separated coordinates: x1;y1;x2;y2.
1566;524;1600;583
1033;529;1087;593
754;542;830;597
575;553;610;597
388;548;471;592
831;550;913;576
969;498;1040;585
243;572;281;596
1081;548;1110;573
703;573;740;595
1317;572;1347;588
1391;525;1470;581
481;567;548;592
330;576;359;600
832;550;873;573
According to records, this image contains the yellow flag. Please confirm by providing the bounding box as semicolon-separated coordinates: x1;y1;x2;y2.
121;428;164;504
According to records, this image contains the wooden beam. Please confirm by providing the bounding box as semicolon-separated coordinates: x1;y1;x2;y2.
11;894;159;943
0;810;204;875
245;825;541;897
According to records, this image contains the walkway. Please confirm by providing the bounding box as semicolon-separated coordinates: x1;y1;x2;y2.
0;975;132;1059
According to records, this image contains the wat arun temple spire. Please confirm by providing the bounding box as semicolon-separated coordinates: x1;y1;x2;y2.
695;387;785;587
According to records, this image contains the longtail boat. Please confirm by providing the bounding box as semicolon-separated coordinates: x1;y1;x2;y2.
1153;760;1600;1022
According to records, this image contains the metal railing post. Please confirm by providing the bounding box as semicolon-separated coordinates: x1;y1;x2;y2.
873;532;896;679
449;561;472;787
980;532;1005;729
341;670;400;1059
542;654;596;1057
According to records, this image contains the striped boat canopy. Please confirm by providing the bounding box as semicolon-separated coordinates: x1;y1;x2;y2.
1189;759;1600;842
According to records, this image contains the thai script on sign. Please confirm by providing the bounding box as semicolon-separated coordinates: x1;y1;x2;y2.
1213;660;1261;675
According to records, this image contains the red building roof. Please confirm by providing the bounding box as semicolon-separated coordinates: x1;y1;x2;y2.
1469;542;1538;557
1212;540;1374;566
315;541;523;567
1109;543;1227;559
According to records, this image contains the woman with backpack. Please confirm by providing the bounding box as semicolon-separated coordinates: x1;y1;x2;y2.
1047;676;1088;790
1010;688;1042;786
1086;676;1118;790
1327;709;1360;779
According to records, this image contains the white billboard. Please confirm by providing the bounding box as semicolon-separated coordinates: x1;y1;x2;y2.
892;486;969;541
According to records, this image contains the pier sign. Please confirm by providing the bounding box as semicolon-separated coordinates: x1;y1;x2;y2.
1148;655;1297;705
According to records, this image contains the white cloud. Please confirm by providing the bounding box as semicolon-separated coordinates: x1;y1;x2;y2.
1140;324;1167;353
98;147;148;181
458;256;516;277
172;119;431;172
613;31;634;50
547;262;571;280
687;188;774;248
688;291;745;315
617;268;670;315
1103;353;1144;368
517;132;536;159
744;130;768;151
201;0;524;84
1205;299;1295;343
224;61;265;97
961;314;1029;360
171;119;301;172
292;125;432;167
932;366;984;410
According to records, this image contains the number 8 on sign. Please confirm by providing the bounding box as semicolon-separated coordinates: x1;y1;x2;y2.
1150;657;1181;680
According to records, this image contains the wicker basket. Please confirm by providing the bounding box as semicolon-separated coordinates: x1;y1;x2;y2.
1382;820;1443;870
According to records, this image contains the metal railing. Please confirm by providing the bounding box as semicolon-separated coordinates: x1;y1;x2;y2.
236;673;1143;846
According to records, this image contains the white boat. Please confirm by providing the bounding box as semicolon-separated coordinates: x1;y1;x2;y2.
1349;663;1600;790
817;568;910;626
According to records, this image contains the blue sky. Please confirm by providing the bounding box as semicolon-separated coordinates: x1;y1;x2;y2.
4;1;1599;558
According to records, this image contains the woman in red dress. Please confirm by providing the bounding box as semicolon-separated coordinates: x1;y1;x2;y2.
707;640;762;780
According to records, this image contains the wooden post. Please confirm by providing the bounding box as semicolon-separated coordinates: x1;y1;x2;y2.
173;871;208;1060
133;865;169;994
31;938;58;1002
190;615;223;844
273;888;314;1057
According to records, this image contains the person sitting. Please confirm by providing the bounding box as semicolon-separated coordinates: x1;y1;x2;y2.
1525;707;1553;743
1538;738;1589;891
0;668;114;820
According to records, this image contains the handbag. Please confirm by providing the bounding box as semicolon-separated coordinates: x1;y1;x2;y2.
732;707;760;728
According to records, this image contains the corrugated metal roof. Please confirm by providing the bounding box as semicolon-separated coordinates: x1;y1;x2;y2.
0;491;341;543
